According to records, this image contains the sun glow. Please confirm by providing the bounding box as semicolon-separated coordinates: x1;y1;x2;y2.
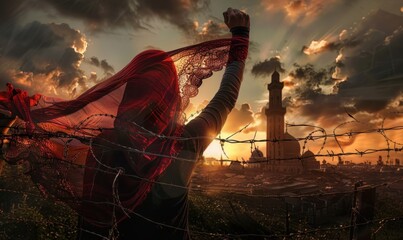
203;140;225;158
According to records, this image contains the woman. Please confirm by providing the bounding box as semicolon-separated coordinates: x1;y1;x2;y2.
0;8;249;240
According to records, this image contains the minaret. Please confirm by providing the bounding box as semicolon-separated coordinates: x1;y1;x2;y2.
265;70;286;161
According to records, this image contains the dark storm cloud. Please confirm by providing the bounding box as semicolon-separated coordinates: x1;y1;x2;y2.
31;0;208;34
353;10;403;39
251;57;285;78
334;12;403;113
39;0;142;31
0;20;87;94
3;0;210;34
136;0;209;34
290;64;335;87
303;10;402;56
89;57;100;67
286;64;352;119
1;21;60;62
57;47;84;87
100;59;115;74
288;10;403;123
0;0;29;22
88;57;115;75
288;60;402;121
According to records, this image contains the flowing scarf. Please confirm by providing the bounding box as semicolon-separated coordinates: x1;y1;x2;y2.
0;36;248;226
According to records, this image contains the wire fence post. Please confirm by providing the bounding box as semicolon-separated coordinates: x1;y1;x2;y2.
356;185;376;240
350;181;363;240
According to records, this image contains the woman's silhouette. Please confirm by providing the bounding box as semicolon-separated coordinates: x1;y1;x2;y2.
0;7;249;240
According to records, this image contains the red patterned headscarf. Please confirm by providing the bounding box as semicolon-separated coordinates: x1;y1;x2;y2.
0;36;248;226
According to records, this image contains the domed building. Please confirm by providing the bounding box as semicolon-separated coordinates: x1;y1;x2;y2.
301;150;320;170
283;132;301;160
249;147;266;168
250;70;319;173
251;147;264;159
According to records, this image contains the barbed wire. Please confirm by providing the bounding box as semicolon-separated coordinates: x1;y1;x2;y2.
1;114;402;143
1;123;402;165
1;131;403;198
0;113;402;239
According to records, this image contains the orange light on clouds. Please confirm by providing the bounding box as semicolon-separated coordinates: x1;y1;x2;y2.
71;35;88;54
11;69;63;97
261;0;338;25
282;76;295;88
303;40;329;55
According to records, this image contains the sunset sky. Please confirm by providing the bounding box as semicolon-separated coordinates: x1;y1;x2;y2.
1;0;402;164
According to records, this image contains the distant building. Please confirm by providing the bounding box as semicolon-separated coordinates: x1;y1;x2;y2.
250;70;319;173
229;161;243;170
301;150;320;170
250;147;264;159
249;147;265;168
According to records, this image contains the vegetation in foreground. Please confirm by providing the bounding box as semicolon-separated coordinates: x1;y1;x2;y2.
1;164;402;239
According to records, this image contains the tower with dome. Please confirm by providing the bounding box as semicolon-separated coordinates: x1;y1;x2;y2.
250;70;319;173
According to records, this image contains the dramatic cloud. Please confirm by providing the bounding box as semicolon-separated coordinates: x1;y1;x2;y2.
3;0;209;35
302;10;401;56
87;57;115;76
261;0;339;24
301;39;361;56
287;10;403;125
88;57;100;67
302;40;330;55
222;103;254;133
285;10;403;126
0;21;88;97
290;64;335;87
38;0;141;31
333;11;403;113
251;57;286;77
283;64;348;124
135;0;209;35
33;0;208;34
0;0;28;22
193;20;229;42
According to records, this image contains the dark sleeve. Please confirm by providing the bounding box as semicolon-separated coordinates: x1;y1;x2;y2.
184;27;249;154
